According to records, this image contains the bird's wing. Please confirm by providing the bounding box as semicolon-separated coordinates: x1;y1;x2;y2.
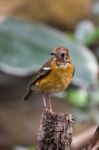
27;58;52;90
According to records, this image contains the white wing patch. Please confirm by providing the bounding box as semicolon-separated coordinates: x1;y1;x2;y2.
43;67;51;71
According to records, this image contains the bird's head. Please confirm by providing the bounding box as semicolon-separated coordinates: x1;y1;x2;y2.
50;46;71;65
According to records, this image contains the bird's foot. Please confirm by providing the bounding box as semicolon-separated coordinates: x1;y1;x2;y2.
49;108;53;112
43;106;49;111
43;106;53;112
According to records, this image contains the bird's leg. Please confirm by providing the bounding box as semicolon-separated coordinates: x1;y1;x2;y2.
42;94;47;109
47;93;52;112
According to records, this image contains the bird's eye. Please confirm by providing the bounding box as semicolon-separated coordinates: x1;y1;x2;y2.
61;53;65;57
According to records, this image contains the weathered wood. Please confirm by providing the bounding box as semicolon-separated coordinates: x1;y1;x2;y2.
37;109;74;150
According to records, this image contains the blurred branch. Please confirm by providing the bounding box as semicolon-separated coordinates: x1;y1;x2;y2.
86;126;99;150
72;125;97;150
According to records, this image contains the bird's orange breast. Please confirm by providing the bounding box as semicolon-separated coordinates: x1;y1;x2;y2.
36;62;74;93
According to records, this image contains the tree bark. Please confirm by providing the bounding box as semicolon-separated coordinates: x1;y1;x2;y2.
37;109;74;150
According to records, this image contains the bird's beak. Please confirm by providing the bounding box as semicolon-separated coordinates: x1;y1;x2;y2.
49;51;55;55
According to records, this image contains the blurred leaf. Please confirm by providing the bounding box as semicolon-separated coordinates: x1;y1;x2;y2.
0;17;98;88
28;145;35;150
67;89;88;108
65;32;76;41
85;28;99;45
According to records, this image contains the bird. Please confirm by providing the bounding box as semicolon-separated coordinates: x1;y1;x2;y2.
22;46;75;111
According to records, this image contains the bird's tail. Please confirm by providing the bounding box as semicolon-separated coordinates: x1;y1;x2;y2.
22;89;32;101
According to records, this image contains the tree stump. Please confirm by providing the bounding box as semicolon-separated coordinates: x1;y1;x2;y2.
37;109;74;150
